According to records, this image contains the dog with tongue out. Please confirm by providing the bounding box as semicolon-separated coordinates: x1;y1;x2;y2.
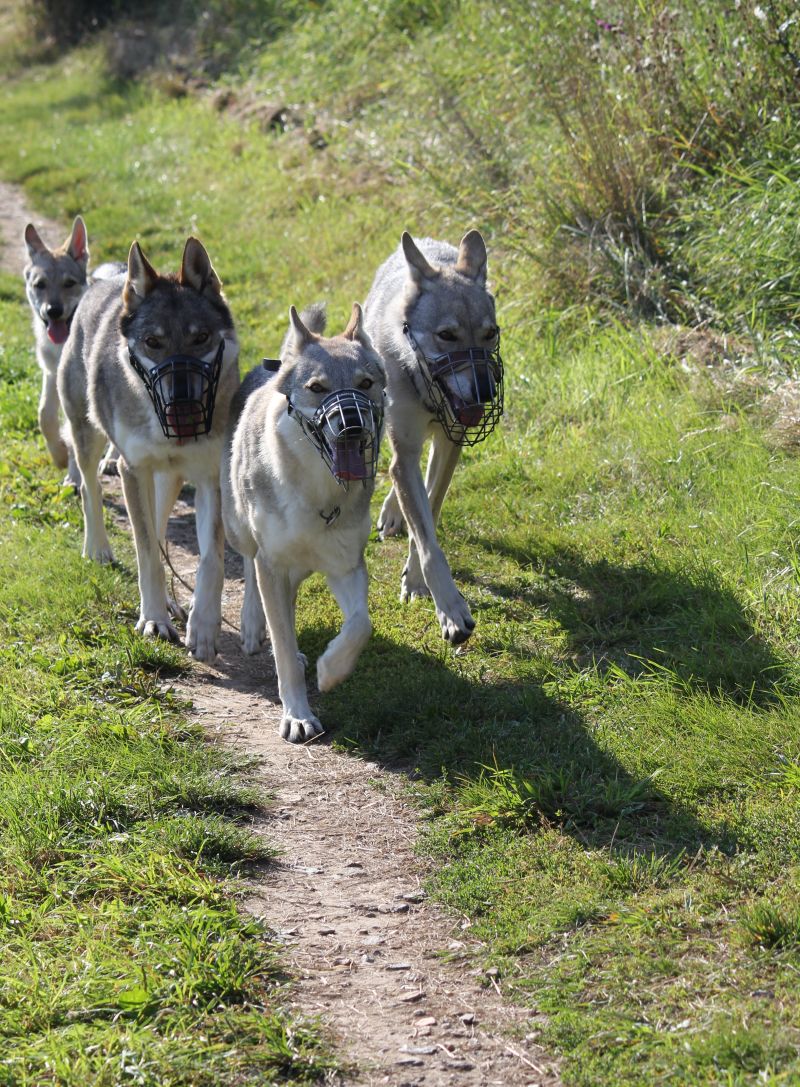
23;216;90;475
221;302;386;743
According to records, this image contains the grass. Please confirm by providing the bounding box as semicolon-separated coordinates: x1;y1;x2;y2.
2;1;800;1083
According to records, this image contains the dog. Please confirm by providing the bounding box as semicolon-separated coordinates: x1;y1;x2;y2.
362;229;503;645
24;216;90;478
58;237;240;662
222;302;386;742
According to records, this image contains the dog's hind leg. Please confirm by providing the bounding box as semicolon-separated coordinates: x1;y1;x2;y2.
391;440;475;645
426;428;463;525
254;556;323;743
99;442;120;476
71;422;114;563
317;560;371;692
185;477;224;662
241;556;268;655
39;370;69;469
155;470;188;622
120;461;179;644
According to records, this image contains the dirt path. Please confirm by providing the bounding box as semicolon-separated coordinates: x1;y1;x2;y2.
2;185;561;1087
0;181;64;274
163;506;561;1087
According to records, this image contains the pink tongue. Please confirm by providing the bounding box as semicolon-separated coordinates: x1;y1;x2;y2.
47;320;69;345
166;403;202;440
456;405;484;427
332;439;367;481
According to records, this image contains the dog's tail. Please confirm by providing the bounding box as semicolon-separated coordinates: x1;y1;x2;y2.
280;301;327;356
299;301;327;336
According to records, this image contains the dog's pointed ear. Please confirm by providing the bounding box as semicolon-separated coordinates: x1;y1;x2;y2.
24;223;48;260
123;241;158;314
289;304;317;348
455;229;487;285
342;301;367;342
401;231;438;285
65;216;89;267
179;237;223;296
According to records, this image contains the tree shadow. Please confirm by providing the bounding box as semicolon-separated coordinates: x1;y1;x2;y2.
146;490;782;865
460;537;794;707
270;624;734;864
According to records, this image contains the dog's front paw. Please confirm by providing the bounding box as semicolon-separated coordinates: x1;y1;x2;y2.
84;541;115;564
185;616;220;662
279;711;324;744
136;616;181;644
436;593;476;646
317;648;353;692
377;488;407;538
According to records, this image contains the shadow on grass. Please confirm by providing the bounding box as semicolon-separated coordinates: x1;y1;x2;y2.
153;495;779;861
466;539;794;707
275;625;730;863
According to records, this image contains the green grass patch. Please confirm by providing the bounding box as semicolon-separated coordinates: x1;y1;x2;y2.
3;4;800;1083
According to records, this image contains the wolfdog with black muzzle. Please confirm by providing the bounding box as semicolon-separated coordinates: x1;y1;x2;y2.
59;237;240;661
222;303;386;742
363;230;503;646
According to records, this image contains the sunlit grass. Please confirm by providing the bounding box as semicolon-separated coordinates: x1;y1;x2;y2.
2;4;800;1082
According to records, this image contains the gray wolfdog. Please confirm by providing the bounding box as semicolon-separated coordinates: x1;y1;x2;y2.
24;216;90;476
363;230;503;645
59;237;240;661
222;303;386;742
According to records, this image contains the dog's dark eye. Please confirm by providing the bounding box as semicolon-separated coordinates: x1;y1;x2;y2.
358;378;373;390
194;331;209;345
437;330;458;342
308;381;326;394
63;278;77;289
34;281;46;291
485;326;499;340
145;336;161;350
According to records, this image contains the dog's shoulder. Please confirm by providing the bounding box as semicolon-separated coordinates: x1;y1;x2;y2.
75;275;124;327
228;364;275;434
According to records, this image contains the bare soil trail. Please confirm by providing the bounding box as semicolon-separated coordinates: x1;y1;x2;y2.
0;182;65;273
1;185;562;1087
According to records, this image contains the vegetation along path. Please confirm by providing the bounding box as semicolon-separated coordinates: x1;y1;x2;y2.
0;186;561;1086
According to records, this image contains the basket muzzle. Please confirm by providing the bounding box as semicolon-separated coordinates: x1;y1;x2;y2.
403;324;504;446
287;388;384;489
128;339;224;442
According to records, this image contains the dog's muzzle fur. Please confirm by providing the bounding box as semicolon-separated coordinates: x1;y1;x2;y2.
128;340;224;442
403;324;504;446
288;388;384;488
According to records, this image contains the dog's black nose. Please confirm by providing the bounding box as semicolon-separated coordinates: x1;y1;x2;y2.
46;303;64;320
474;358;497;403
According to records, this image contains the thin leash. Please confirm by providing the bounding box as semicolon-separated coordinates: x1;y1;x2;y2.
159;539;240;634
